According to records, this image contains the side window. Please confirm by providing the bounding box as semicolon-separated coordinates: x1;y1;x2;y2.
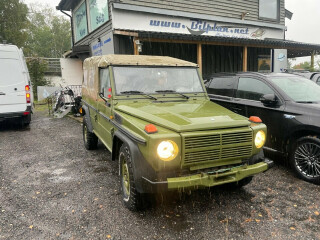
236;77;274;101
208;77;236;97
99;68;111;97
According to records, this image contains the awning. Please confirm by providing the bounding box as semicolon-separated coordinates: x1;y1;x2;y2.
115;30;320;58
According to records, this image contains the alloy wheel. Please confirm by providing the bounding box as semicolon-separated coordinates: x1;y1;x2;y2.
294;142;320;178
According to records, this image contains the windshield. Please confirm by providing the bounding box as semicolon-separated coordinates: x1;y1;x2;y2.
269;76;320;102
113;67;204;95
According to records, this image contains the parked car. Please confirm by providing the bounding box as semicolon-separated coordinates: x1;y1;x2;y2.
290;71;320;85
0;44;33;126
206;72;320;184
81;55;272;210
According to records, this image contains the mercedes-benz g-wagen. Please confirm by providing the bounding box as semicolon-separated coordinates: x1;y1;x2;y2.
81;55;273;210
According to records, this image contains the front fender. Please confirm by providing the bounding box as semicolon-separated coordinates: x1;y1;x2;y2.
82;105;93;132
113;131;157;193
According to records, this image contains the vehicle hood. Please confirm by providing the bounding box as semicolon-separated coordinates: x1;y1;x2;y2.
115;99;250;132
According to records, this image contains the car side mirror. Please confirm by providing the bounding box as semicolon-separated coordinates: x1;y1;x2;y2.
260;94;278;106
99;92;108;102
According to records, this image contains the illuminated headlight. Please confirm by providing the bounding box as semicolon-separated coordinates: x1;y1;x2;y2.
255;130;266;149
157;140;179;161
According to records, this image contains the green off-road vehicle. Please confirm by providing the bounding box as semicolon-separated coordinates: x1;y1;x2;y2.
81;55;273;210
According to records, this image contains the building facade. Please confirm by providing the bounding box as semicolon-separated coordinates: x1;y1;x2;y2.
57;0;320;78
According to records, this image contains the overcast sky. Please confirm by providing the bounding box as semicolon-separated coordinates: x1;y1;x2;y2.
23;0;319;62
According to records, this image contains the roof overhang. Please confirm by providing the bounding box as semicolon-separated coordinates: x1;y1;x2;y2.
114;30;320;58
56;0;81;11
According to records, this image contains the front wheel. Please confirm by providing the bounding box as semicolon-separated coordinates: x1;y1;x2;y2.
83;117;98;150
119;144;145;211
290;137;320;184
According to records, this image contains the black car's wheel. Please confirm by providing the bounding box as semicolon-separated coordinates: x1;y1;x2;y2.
83;117;98;150
119;144;144;211
291;137;320;184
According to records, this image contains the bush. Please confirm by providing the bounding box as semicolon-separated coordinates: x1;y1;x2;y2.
26;57;50;100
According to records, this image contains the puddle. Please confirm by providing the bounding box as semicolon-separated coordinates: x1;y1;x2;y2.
49;176;72;183
93;167;109;173
52;168;67;175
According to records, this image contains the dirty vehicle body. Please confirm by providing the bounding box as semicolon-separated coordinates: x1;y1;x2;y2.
0;44;33;126
206;72;320;184
81;55;272;210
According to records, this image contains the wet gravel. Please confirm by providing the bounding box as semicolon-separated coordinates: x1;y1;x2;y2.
0;110;320;240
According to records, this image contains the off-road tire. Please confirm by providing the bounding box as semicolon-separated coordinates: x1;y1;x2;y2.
83;117;98;150
119;143;144;211
290;136;320;185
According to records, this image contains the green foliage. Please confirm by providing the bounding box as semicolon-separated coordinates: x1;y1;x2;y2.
292;61;312;71
0;0;29;48
26;4;71;57
26;57;50;100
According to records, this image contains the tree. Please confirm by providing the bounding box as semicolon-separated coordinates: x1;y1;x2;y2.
26;4;71;58
0;0;29;48
26;57;49;100
292;61;312;71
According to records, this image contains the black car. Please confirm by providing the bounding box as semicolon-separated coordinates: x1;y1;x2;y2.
205;72;320;184
291;71;320;86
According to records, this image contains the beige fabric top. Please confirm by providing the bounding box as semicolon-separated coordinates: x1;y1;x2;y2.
83;54;198;68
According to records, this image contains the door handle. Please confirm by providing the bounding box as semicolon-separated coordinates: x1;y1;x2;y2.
0;92;5;95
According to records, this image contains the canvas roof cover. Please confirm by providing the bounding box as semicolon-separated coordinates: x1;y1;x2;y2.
83;54;198;68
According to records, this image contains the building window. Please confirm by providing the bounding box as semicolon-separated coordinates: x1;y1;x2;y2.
259;0;279;21
74;1;88;42
89;0;109;32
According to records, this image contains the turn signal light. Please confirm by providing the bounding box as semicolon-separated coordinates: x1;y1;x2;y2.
26;93;31;103
249;116;262;123
25;85;30;91
145;124;158;134
108;88;112;99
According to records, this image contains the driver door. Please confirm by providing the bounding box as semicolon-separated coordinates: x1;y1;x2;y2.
96;67;113;151
232;77;286;150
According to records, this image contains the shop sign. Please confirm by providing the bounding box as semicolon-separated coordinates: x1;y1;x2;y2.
90;32;114;56
113;9;283;40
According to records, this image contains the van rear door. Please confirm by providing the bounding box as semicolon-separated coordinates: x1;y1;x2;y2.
0;51;27;114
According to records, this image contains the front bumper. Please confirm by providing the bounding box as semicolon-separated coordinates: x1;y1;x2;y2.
142;159;273;192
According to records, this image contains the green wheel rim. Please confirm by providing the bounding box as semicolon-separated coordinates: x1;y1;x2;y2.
120;152;130;198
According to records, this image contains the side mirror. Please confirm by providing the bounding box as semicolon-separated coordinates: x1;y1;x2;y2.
99;92;108;102
260;94;278;106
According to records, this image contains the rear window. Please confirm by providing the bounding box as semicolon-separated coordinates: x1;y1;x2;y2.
0;59;24;85
207;77;236;97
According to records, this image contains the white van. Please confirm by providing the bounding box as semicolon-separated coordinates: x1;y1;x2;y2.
0;44;33;126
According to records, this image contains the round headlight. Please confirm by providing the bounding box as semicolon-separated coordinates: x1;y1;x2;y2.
255;130;266;149
157;140;179;161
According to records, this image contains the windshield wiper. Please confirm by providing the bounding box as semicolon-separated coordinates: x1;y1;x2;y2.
155;90;189;99
120;91;158;100
296;101;317;104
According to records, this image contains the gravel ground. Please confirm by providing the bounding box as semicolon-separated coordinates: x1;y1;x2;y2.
0;110;320;240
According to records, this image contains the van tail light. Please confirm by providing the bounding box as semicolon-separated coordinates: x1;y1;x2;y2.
26;85;31;103
107;88;112;99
